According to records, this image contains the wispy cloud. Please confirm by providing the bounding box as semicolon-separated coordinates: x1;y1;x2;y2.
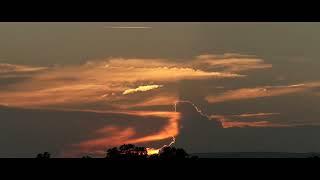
123;85;163;95
221;120;291;128
125;94;178;108
210;110;320;128
193;53;272;72
210;114;299;128
231;113;280;118
205;82;320;104
0;63;47;74
0;55;246;108
105;26;152;29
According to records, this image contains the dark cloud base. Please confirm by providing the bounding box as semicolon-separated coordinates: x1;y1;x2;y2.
174;102;320;153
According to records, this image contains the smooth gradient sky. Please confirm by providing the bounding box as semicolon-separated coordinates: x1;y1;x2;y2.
0;22;320;157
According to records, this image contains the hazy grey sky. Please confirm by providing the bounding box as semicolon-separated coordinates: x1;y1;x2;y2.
1;22;320;65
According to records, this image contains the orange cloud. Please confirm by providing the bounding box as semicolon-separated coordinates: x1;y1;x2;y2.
61;126;136;157
128;111;180;144
131;94;178;107
210;112;320;128
206;82;320;103
0;84;113;107
231;113;280;118
211;114;291;128
63;110;180;157
222;121;289;128
0;63;47;74
115;92;179;111
0;55;246;108
193;53;272;72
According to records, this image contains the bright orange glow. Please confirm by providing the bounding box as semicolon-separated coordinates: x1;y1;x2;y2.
63;110;180;157
125;112;180;144
146;136;176;155
146;148;160;155
76;127;136;150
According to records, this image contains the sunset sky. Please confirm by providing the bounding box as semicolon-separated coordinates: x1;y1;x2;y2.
1;22;320;157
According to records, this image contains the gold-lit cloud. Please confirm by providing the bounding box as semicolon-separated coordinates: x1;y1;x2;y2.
123;85;163;95
0;55;247;108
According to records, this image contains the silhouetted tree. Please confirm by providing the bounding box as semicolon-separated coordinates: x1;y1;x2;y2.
133;146;148;159
105;144;191;160
36;152;51;159
106;147;121;159
190;155;199;160
148;154;160;160
159;146;189;160
82;155;93;158
33;145;194;159
175;148;189;159
119;144;135;152
309;155;320;159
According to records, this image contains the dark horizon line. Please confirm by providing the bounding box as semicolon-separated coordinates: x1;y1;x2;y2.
191;152;320;154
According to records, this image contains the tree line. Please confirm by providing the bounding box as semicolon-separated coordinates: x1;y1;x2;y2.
36;144;199;160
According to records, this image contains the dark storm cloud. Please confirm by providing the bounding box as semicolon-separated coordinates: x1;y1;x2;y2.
173;102;320;153
176;126;320;153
